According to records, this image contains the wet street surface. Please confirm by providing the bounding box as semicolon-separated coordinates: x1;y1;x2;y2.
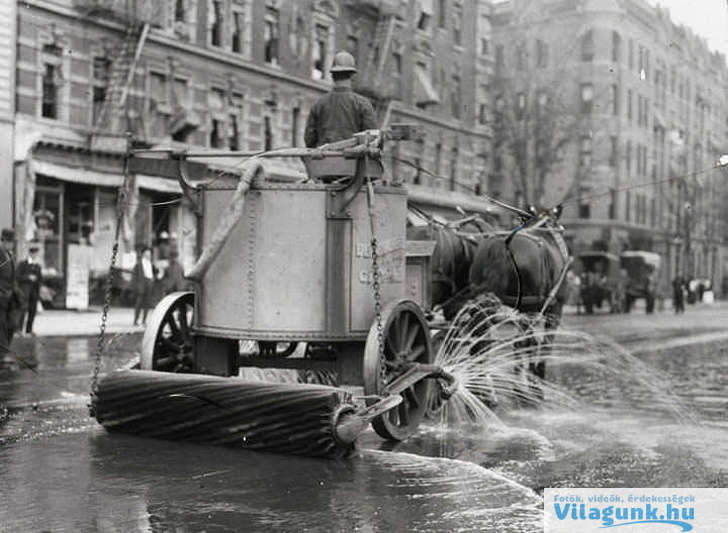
1;310;727;532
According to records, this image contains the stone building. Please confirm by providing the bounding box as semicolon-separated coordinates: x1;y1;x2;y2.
10;0;493;306
491;0;728;294
0;2;17;229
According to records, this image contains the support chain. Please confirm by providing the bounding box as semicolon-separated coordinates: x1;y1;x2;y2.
365;170;387;385
89;134;132;417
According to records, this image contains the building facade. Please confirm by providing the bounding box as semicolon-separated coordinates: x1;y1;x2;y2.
11;0;493;306
0;1;17;229
491;0;728;295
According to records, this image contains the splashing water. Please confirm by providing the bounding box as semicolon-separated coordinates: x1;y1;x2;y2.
430;294;695;429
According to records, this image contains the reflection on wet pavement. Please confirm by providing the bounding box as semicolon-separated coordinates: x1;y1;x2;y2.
1;336;727;532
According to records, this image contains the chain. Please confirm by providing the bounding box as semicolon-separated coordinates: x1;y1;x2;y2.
89;136;131;416
365;167;387;385
370;234;386;383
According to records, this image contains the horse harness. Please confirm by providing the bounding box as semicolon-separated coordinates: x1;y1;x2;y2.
499;223;572;314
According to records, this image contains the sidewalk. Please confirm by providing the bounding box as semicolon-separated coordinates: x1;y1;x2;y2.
31;306;145;337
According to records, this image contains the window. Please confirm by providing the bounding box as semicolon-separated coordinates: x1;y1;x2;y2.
480;38;489;56
91;56;110;124
173;78;189;107
209;118;222;147
451;74;461;118
515;43;526;69
232;10;244;53
175;0;185;23
210;0;222;47
418;11;431;31
579;136;592;168
609;189;617;219
42;64;58;119
264;6;280;65
625;141;632;174
625;191;631;222
312;24;328;79
414;138;424;185
628;39;634;69
516;92;526;120
92;86;105;124
495;45;504;69
392;45;402;76
581;29;594;62
150;72;168;105
580;83;593;113
92;56;110;82
264;116;273;150
229;90;244;149
208;88;225;148
229;114;239;150
435;142;442;175
453;4;462;45
438;0;446;28
609;136;617;167
536;39;548;68
289;15;306;59
478;103;487;125
627;89;633;121
291;107;300;147
611;84;619;115
611;31;621;62
536;90;548;109
579;203;591;219
449;147;458;191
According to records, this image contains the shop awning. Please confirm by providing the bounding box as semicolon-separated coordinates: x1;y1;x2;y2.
414;66;440;107
136;175;183;194
31;160;124;188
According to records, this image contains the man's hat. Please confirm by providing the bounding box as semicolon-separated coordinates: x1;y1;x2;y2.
1;228;15;242
159;231;170;240
330;51;357;74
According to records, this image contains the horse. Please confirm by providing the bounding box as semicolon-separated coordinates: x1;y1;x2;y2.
467;218;572;384
408;208;572;395
406;215;491;319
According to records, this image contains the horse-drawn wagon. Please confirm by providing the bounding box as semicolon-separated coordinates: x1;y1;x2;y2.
126;128;459;442
92;128;572;455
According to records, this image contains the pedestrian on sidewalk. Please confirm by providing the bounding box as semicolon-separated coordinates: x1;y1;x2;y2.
132;246;157;326
17;243;42;336
0;229;22;367
672;275;685;314
162;248;186;294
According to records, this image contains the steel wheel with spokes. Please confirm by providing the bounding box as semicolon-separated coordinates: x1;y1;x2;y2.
141;292;195;372
364;299;433;441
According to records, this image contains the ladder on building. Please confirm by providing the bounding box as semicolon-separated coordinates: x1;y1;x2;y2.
94;22;150;134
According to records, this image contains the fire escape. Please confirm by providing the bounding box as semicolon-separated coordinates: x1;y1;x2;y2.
351;0;400;125
74;0;152;152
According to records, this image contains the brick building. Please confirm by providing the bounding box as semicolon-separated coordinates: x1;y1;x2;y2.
491;0;728;295
10;0;493;306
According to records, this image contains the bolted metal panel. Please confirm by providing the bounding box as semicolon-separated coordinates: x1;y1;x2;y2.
198;186;328;335
196;181;409;340
349;187;408;333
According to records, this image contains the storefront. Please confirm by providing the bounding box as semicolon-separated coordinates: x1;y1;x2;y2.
19;147;192;308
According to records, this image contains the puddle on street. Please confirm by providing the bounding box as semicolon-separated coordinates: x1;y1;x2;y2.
1;334;727;532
